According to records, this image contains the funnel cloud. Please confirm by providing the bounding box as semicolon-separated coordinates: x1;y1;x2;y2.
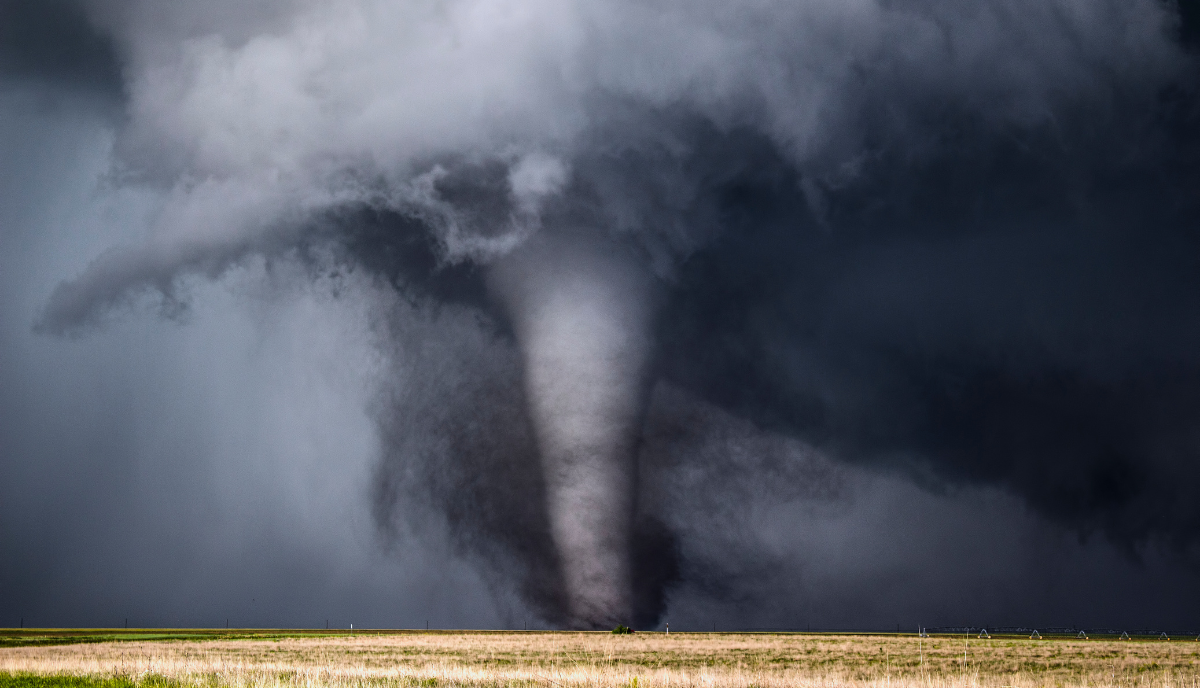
490;235;657;627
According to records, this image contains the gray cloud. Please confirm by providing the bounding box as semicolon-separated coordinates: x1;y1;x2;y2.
0;0;122;93
3;0;1200;631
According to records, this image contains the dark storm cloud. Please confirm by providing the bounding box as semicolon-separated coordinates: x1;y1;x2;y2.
0;81;499;630
657;93;1200;550
6;0;1200;631
0;0;121;92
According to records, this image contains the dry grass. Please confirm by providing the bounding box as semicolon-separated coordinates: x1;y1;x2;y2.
2;631;1198;688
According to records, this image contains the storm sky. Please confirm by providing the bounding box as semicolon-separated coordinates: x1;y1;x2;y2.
3;0;1200;631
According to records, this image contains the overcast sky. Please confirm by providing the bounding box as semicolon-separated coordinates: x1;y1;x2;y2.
2;0;1200;632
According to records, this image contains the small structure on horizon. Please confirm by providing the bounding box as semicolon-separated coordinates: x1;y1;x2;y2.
978;629;990;639
1120;631;1130;640
1030;630;1042;640
919;627;929;638
1159;632;1170;640
1077;631;1088;639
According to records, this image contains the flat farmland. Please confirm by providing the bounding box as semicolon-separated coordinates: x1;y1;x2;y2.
1;631;1198;688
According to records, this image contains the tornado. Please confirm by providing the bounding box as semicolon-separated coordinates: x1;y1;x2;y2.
488;233;657;628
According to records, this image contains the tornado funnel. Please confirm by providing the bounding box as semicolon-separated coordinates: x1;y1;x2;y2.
489;234;657;628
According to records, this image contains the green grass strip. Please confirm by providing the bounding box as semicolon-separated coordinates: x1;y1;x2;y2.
0;674;187;688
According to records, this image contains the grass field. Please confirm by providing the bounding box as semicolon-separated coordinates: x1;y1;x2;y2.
1;630;1197;688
